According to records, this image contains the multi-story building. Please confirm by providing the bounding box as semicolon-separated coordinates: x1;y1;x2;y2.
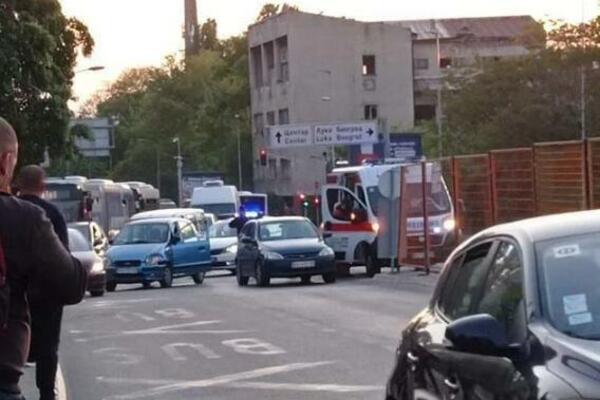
248;11;415;198
248;11;538;199
397;16;537;123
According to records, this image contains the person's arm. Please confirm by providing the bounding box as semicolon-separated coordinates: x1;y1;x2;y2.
29;208;88;305
53;210;69;251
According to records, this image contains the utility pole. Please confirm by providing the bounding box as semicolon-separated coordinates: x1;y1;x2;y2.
173;137;183;206
434;20;444;158
581;66;586;140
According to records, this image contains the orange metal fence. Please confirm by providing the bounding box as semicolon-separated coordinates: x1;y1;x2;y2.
399;138;600;273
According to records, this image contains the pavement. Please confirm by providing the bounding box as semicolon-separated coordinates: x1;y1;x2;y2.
20;267;438;400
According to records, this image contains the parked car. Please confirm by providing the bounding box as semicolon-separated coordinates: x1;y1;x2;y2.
68;228;106;297
105;217;211;291
386;210;600;400
68;221;109;256
209;219;238;273
236;216;336;286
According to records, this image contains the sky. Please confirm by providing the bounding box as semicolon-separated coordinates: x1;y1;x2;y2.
60;0;600;111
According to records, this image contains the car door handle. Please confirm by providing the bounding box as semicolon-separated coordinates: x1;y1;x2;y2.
443;378;460;392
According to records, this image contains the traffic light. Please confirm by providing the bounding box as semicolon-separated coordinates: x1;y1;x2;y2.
314;197;320;205
259;149;267;166
299;193;309;208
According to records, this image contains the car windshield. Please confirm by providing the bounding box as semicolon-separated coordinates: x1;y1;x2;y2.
259;220;319;242
210;221;237;238
113;223;170;245
68;229;92;252
194;203;236;216
537;233;600;340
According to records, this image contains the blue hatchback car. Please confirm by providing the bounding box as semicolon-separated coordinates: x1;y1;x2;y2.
105;217;211;291
236;217;336;286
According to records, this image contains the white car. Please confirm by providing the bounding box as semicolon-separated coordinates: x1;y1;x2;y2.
209;219;238;273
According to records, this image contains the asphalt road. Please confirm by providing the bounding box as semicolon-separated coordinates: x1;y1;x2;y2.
57;268;436;400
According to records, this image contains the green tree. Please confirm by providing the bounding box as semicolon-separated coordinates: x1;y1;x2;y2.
0;0;94;164
433;17;600;156
256;3;299;22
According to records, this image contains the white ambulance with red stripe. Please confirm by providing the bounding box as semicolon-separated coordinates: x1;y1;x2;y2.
320;161;455;277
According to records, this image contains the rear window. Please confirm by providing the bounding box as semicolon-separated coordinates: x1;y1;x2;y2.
68;229;91;252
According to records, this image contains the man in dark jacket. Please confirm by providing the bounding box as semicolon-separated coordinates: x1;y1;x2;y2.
0;118;88;400
18;165;69;400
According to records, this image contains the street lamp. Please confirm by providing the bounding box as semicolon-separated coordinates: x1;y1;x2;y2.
234;113;243;189
173;137;183;207
318;69;335;165
75;66;105;74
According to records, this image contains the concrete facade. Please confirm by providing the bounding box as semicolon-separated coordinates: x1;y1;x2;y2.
248;11;415;197
248;12;538;197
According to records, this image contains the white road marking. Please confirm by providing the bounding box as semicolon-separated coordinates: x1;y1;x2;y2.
116;311;156;322
221;338;286;355
161;343;221;361
104;361;335;399
96;376;383;393
71;320;250;342
226;381;383;392
93;348;142;365
154;308;195;319
57;363;67;400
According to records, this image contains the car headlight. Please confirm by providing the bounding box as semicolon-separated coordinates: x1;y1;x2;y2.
91;260;105;273
319;247;334;257
443;218;456;232
225;244;238;254
263;251;284;260
145;254;167;266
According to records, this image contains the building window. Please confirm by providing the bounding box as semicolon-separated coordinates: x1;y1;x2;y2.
414;58;429;70
280;159;291;179
253;113;264;136
440;57;452;69
264;41;275;84
266;111;276;126
362;55;376;76
251;45;263;87
276;36;289;82
415;105;436;122
364;105;378;120
278;108;290;125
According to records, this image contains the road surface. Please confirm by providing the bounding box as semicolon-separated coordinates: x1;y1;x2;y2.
58;269;436;400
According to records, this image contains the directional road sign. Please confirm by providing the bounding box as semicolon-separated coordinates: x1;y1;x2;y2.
314;122;378;146
268;125;312;149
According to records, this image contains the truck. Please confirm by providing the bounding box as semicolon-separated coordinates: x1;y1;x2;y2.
190;181;239;219
320;161;455;277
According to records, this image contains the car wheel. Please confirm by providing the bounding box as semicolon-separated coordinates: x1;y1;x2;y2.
160;267;173;288
322;272;336;284
255;261;270;287
236;266;249;286
192;271;205;285
106;282;117;292
90;290;105;297
142;282;152;289
300;275;311;285
363;246;378;278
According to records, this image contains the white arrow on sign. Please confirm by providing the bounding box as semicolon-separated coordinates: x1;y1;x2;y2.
314;122;378;146
268;124;313;149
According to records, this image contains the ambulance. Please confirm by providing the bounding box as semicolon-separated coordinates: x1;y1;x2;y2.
320;160;456;277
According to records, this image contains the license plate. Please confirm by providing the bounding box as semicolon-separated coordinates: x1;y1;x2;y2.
291;260;315;269
118;267;138;274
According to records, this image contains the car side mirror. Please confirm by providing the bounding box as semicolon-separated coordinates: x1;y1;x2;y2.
445;314;510;356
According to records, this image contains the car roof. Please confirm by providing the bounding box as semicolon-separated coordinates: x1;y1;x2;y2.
255;216;309;223
68;221;92;227
476;209;600;243
127;217;183;225
131;208;204;220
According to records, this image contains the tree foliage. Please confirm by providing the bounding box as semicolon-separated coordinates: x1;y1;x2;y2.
82;19;250;200
0;0;94;164
434;17;600;156
256;3;299;22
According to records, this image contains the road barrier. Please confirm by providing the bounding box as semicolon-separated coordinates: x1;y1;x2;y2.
399;138;600;273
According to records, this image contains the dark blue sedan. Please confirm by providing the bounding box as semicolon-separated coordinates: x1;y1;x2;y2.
235;217;336;286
